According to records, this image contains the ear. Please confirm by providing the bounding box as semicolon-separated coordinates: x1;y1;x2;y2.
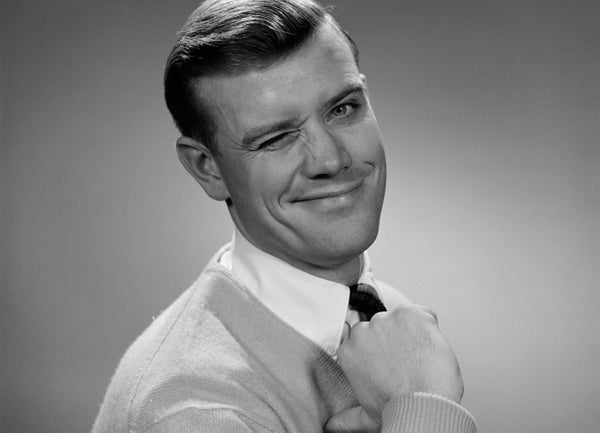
176;136;230;201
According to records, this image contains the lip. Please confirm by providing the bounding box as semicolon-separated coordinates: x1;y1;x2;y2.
291;178;364;203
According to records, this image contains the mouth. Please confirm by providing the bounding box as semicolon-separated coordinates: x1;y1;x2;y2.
291;178;364;203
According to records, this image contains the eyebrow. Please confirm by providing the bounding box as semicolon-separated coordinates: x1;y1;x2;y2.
241;82;366;147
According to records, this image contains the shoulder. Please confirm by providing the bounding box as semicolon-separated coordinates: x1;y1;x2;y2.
94;261;272;432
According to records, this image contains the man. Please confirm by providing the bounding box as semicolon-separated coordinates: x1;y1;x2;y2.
93;0;477;431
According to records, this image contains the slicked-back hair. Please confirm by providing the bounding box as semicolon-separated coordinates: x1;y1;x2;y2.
164;0;359;153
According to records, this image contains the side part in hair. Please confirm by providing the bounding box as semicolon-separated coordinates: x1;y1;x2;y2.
164;0;358;153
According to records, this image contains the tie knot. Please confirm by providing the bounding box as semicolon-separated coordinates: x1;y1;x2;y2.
348;283;386;321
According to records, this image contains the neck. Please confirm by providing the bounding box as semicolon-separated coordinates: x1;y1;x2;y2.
232;227;362;286
299;256;362;286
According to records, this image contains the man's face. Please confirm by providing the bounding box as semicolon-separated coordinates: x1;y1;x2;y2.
199;21;386;277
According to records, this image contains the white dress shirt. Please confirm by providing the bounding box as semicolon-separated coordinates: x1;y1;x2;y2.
219;229;404;357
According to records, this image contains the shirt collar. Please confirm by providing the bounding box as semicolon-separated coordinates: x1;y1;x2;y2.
220;229;376;355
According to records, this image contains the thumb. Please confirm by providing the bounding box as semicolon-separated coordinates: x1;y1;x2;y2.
325;406;380;433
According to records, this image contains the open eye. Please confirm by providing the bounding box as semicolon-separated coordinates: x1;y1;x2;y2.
330;102;359;120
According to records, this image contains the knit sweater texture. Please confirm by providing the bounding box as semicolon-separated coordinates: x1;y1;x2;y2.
92;255;477;432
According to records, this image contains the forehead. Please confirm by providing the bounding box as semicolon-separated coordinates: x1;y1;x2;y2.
198;22;362;140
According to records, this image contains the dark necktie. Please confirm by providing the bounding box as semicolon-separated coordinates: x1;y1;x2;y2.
348;283;387;321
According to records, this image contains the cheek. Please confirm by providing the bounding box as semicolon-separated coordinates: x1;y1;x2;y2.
227;162;286;208
349;133;385;163
344;116;384;157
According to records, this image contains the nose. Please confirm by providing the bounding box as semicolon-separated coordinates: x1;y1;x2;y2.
301;125;351;179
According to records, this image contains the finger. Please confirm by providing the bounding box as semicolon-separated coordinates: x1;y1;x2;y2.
342;321;368;345
414;303;438;323
339;321;352;345
324;406;380;433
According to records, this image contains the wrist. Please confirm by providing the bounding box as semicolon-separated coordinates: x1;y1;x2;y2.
381;393;477;433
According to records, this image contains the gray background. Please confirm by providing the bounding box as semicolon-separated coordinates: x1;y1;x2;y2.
1;0;598;432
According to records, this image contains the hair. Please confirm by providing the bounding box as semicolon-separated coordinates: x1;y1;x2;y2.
164;0;359;153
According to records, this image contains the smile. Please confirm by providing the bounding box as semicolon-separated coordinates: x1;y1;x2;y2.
291;178;364;203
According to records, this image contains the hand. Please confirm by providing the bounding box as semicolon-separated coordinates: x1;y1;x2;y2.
333;304;464;424
325;406;380;433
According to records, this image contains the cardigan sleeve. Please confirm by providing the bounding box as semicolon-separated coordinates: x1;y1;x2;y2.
144;407;279;433
382;393;478;433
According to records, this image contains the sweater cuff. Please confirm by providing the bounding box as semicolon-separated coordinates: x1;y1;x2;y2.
382;392;478;433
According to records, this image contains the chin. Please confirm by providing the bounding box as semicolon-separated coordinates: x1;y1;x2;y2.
311;222;379;265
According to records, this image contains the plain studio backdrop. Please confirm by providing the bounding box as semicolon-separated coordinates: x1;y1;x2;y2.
1;0;598;432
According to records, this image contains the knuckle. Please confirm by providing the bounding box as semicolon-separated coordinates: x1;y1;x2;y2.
351;321;368;336
390;304;410;320
391;302;424;323
395;302;413;313
368;310;386;324
415;303;436;315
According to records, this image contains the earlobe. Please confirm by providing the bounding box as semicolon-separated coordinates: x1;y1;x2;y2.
176;136;230;201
